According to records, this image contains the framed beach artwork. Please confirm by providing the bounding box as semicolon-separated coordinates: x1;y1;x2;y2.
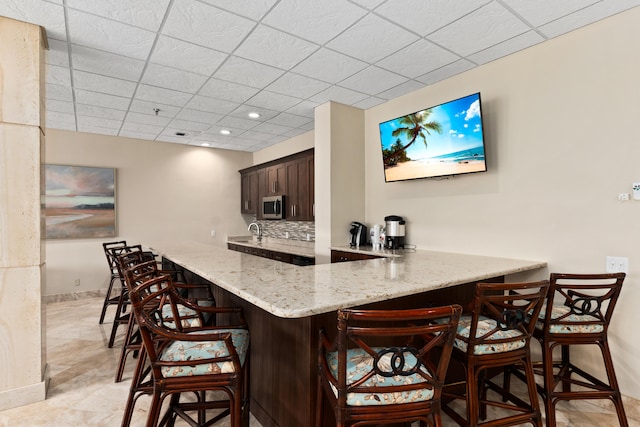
44;164;116;239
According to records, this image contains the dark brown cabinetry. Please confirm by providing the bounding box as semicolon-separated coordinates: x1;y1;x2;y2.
240;170;258;214
239;149;314;221
227;243;314;266
331;250;384;263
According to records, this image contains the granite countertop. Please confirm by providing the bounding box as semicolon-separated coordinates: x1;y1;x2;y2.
149;240;546;319
227;235;315;258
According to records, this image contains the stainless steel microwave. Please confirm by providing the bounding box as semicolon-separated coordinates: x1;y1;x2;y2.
262;195;284;219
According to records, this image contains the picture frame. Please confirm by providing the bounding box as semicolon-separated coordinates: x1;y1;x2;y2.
44;164;116;239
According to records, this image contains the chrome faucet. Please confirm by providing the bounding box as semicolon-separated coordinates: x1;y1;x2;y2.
248;222;262;241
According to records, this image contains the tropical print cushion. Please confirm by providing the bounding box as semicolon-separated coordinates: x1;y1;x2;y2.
159;328;249;378
161;300;215;328
325;348;435;406
535;304;604;334
453;315;526;355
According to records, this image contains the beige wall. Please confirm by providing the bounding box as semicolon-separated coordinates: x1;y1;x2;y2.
364;8;640;399
252;130;313;165
44;129;252;296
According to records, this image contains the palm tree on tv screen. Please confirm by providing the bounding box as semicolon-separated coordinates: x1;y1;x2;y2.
383;110;442;167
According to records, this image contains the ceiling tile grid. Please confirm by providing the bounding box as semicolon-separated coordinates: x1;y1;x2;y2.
1;0;638;151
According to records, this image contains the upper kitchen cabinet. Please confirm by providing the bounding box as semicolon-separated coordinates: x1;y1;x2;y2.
240;169;258;214
239;149;314;221
264;163;286;196
286;152;314;221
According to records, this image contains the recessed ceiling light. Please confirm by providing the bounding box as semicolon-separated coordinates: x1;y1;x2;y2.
175;131;186;136
220;130;231;135
201;143;210;147
248;112;260;119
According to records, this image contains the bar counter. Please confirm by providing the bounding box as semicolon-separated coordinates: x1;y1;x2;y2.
148;240;546;427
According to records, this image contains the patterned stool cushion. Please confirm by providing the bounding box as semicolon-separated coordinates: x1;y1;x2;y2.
159;328;249;378
161;300;215;329
453;315;526;355
535;304;604;334
325;348;435;406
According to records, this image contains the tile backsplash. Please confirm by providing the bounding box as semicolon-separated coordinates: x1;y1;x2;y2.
252;220;315;241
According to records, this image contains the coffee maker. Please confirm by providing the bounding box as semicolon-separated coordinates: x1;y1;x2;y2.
349;222;368;247
384;215;406;249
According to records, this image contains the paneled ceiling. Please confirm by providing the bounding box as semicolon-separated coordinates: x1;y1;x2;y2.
2;0;639;152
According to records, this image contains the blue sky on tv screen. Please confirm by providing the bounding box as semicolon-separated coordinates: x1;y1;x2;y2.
379;93;484;161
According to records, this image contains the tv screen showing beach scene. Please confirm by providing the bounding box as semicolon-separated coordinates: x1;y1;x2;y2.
379;92;487;182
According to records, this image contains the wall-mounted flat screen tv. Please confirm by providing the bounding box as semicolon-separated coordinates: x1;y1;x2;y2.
379;92;487;182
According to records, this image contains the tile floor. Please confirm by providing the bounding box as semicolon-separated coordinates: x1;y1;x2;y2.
0;296;638;426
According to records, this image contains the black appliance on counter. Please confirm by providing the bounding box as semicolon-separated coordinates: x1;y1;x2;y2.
349;222;368;247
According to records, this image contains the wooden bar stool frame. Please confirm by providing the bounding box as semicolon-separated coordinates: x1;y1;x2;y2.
99;240;127;324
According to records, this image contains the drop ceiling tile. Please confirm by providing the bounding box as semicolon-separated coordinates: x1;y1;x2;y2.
376;0;491;36
156;134;191;144
427;2;531;57
376;80;425;100
199;0;278;20
186;95;240;115
160;128;200;139
240;129;278;141
65;0;170;31
235;25;319;70
125;111;172;127
75;104;127;121
198;79;260;103
285;100;320;118
73;70;137;98
415;59;476;85
0;0;67;40
46;111;76;126
47;120;76;131
268;113;312;128
45;39;70;67
47;65;71;86
135;84;193;107
246;91;302;111
77;125;119;136
350;0;386;9
539;0;640;38
119;129;160;140
121;121;165;134
150;36;228;76
167;119;211;132
377;39;460;78
71;44;145;82
309;85;369;105
352;96;386;109
228;105;280;121
75;89;131;110
175;109;224;124
326;14;419;63
162;0;255;52
502;0;600;27
291;48;368;83
262;0;367;44
214;56;285;88
46;83;73;102
76;115;122;129
141;63;208;94
46;99;75;114
216;116;260;131
468;30;545;65
338;66;408;96
67;9;155;60
266;73;331;99
129;100;181;118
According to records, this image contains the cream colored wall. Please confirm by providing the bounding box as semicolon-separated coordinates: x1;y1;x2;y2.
364;8;640;399
252;130;314;164
0;17;47;410
44;129;252;296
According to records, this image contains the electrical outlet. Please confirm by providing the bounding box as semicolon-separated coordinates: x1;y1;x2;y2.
606;256;628;273
210;229;216;237
74;279;80;286
618;193;629;201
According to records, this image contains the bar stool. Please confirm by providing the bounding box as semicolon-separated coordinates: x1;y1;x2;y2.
535;273;627;427
315;305;462;427
441;280;549;427
99;240;127;324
